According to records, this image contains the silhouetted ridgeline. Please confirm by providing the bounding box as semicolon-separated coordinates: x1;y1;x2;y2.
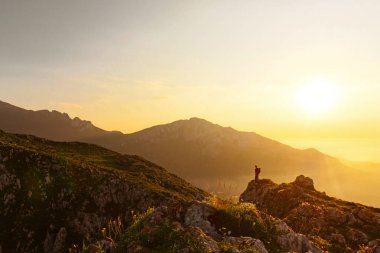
1;100;380;207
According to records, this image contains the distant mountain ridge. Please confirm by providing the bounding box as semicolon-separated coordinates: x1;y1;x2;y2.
0;100;379;207
0;100;108;141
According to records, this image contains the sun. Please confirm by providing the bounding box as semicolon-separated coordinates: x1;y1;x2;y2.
296;79;338;114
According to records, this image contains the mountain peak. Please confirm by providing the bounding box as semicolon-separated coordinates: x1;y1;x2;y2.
0;100;106;141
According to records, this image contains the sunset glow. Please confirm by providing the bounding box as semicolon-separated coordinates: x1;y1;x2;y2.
1;0;380;162
296;79;339;115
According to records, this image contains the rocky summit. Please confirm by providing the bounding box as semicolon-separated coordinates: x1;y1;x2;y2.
240;175;380;252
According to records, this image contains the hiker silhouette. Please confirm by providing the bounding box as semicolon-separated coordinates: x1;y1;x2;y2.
255;165;261;181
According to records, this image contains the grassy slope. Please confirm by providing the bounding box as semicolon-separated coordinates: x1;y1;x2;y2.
0;130;206;202
0;130;207;252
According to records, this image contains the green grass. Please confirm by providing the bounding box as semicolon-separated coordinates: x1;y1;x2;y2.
115;208;207;253
0;130;207;203
206;198;280;252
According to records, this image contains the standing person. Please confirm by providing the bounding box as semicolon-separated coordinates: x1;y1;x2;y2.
255;165;261;181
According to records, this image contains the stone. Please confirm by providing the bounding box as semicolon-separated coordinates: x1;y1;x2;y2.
346;228;368;245
43;232;54;253
52;227;67;253
224;236;268;253
185;226;219;252
324;207;347;225
184;201;220;239
355;208;380;224
294;175;315;190
274;221;322;253
331;233;346;245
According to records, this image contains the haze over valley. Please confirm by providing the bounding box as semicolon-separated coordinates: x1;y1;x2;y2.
2;1;380;252
1;100;379;207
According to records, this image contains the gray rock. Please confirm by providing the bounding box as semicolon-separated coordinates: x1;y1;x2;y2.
331;233;346;245
346;228;369;245
52;227;67;253
43;232;54;253
224;236;268;253
185;226;219;253
275;221;322;253
184;201;220;239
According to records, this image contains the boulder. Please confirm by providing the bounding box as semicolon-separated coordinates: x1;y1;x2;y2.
331;233;346;245
346;228;369;245
274;221;322;253
294;175;315;190
184;226;219;253
184;201;220;239
224;236;268;253
355;208;380;224
52;227;67;253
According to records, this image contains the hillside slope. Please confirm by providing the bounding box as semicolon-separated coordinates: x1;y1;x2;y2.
0;130;206;252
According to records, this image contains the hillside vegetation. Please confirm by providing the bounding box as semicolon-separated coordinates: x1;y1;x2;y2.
0;130;205;252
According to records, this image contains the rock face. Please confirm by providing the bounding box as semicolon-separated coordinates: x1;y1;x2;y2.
0;130;206;253
240;176;380;252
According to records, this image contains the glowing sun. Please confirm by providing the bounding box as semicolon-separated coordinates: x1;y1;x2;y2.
296;79;338;114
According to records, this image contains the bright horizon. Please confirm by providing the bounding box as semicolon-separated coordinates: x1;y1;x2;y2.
1;0;380;162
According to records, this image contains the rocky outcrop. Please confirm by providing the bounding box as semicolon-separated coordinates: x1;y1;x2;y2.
184;200;322;253
240;176;380;252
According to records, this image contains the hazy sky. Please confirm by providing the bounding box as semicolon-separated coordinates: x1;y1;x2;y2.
1;0;380;161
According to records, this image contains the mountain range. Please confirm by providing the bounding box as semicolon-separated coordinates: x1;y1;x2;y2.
0;100;379;207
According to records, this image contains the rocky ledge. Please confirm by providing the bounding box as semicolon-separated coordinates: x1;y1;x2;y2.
240;175;380;252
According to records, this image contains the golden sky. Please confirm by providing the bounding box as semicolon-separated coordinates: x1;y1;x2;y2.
1;0;380;161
